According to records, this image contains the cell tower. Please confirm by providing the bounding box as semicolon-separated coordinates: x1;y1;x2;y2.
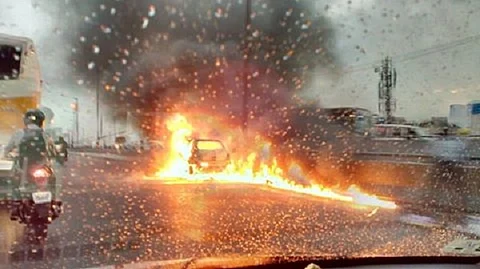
375;56;397;123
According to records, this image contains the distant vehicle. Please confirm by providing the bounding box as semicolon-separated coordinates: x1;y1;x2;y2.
186;139;230;174
372;124;436;141
54;143;67;165
114;136;127;150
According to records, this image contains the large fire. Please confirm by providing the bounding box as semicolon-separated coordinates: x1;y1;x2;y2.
146;114;397;210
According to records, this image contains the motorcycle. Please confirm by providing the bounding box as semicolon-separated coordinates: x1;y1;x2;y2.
54;143;67;165
10;163;63;241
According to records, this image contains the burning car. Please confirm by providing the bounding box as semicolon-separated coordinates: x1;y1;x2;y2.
186;139;231;174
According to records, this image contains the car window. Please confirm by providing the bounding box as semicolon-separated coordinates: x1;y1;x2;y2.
195;140;229;161
197;141;225;150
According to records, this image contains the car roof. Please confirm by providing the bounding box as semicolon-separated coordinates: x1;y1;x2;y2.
192;138;223;142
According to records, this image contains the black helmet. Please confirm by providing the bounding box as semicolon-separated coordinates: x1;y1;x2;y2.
24;109;46;127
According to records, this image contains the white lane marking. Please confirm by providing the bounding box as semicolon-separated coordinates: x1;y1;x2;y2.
399;214;442;228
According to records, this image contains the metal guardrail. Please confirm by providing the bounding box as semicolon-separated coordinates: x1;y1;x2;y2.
353;151;480;169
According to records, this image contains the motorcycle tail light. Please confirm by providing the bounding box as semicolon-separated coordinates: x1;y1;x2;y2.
32;168;50;178
34;177;48;188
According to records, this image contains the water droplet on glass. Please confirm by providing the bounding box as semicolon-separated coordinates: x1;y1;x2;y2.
148;5;156;17
100;25;112;33
84;16;91;22
80;36;86;42
111;8;116;15
92;45;100;54
77;79;84;85
141;17;149;29
88;62;95;70
100;4;106;10
215;8;223;18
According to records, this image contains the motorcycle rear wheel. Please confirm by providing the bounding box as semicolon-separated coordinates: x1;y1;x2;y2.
27;221;48;243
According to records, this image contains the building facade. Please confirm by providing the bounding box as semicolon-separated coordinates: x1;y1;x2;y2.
449;104;468;128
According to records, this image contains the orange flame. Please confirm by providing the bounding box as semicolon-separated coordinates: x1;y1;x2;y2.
147;114;397;210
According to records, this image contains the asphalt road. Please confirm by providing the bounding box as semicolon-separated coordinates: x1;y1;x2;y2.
0;154;479;269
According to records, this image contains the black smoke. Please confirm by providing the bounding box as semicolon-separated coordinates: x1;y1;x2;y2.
65;0;339;136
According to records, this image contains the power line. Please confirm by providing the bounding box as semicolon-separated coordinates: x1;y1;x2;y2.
315;33;480;76
395;34;480;64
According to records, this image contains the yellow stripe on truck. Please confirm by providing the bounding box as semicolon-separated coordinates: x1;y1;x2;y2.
0;96;38;143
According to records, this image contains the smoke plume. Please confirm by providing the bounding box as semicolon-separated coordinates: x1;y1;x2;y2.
64;0;339;136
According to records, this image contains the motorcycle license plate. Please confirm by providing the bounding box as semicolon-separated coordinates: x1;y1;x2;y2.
32;191;52;204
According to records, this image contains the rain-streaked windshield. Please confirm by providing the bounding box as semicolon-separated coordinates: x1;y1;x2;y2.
1;1;480;268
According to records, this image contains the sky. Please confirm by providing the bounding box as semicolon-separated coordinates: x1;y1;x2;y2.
0;0;480;139
305;0;480;119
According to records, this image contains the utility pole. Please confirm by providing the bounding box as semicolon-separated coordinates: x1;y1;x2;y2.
74;97;79;146
61;93;80;147
375;56;397;123
100;114;104;145
242;0;252;134
96;68;101;143
113;111;117;138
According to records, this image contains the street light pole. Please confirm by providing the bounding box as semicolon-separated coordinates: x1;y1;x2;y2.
96;68;101;142
74;97;79;146
61;93;80;147
242;0;251;135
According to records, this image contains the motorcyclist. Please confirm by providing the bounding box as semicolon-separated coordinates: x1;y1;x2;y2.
4;109;55;201
5;109;54;159
54;136;69;161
